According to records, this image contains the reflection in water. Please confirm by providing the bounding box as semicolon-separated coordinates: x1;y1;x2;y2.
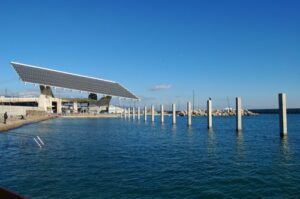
187;126;193;135
171;124;177;133
171;125;177;141
151;121;155;127
236;131;245;159
207;129;215;156
280;136;290;163
160;122;165;130
186;126;193;144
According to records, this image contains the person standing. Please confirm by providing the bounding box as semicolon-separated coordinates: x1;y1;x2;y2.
4;112;8;124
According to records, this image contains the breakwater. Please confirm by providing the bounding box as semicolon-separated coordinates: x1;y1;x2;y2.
249;108;300;114
177;109;258;117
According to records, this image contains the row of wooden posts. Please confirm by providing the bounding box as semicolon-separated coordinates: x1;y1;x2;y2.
122;93;288;136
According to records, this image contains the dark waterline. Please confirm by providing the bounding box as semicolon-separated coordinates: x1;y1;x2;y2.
1;115;300;198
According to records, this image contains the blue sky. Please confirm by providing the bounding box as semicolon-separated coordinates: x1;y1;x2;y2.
0;0;299;109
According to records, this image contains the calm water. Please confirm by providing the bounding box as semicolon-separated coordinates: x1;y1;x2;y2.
1;115;300;198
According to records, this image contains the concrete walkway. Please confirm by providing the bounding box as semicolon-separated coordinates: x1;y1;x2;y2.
0;115;56;132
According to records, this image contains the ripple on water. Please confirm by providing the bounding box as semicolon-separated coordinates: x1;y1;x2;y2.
1;115;300;198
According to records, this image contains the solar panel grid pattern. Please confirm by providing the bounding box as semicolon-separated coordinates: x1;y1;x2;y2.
12;63;138;99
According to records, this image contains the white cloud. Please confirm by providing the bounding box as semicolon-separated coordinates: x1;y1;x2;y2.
150;84;172;91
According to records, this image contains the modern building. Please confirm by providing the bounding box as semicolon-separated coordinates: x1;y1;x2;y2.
0;62;138;116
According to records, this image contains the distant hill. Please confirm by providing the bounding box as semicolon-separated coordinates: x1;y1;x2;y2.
249;108;300;114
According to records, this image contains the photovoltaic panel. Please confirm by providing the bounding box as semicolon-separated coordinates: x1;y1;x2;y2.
11;62;139;99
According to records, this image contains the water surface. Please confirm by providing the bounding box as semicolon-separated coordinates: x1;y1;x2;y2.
1;115;300;198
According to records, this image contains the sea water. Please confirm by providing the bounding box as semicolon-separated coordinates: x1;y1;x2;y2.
1;114;300;198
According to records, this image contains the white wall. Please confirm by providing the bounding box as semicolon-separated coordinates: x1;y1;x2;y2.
0;106;41;116
109;105;124;114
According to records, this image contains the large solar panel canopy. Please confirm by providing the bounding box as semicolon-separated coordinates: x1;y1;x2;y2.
11;62;139;100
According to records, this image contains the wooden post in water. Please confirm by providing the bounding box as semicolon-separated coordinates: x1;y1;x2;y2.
144;106;147;122
172;103;176;125
279;93;287;136
161;104;164;123
151;105;155;122
207;99;212;129
187;102;192;126
132;107;135;120
236;97;242;132
137;107;140;120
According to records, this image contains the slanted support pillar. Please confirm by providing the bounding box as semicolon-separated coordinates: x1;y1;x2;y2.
207;99;212;129
279;93;287;136
57;99;62;114
172;103;176;125
151;105;155;122
160;104;164;123
187;102;192;126
73;102;78;114
236;97;242;132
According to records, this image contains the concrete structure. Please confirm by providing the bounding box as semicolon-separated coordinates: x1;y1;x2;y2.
151;105;155;122
278;93;287;136
161;104;164;123
0;105;41;116
236;97;242;132
73;102;78;113
137;107;140;120
207;99;212;129
0;90;127;116
108;105;124;114
144;106;147;122
2;62;139;117
172;103;176;124
187;102;192;126
0;96;62;116
57;99;62;114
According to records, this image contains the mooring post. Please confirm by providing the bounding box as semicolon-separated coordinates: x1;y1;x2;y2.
161;104;164;123
151;105;155;122
236;97;242;132
132;107;135;120
207;99;212;129
144;106;147;122
124;109;127;119
187;102;192;126
279;93;287;136
172;103;176;125
137;107;140;120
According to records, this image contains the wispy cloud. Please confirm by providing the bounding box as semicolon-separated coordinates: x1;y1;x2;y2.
150;84;172;91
